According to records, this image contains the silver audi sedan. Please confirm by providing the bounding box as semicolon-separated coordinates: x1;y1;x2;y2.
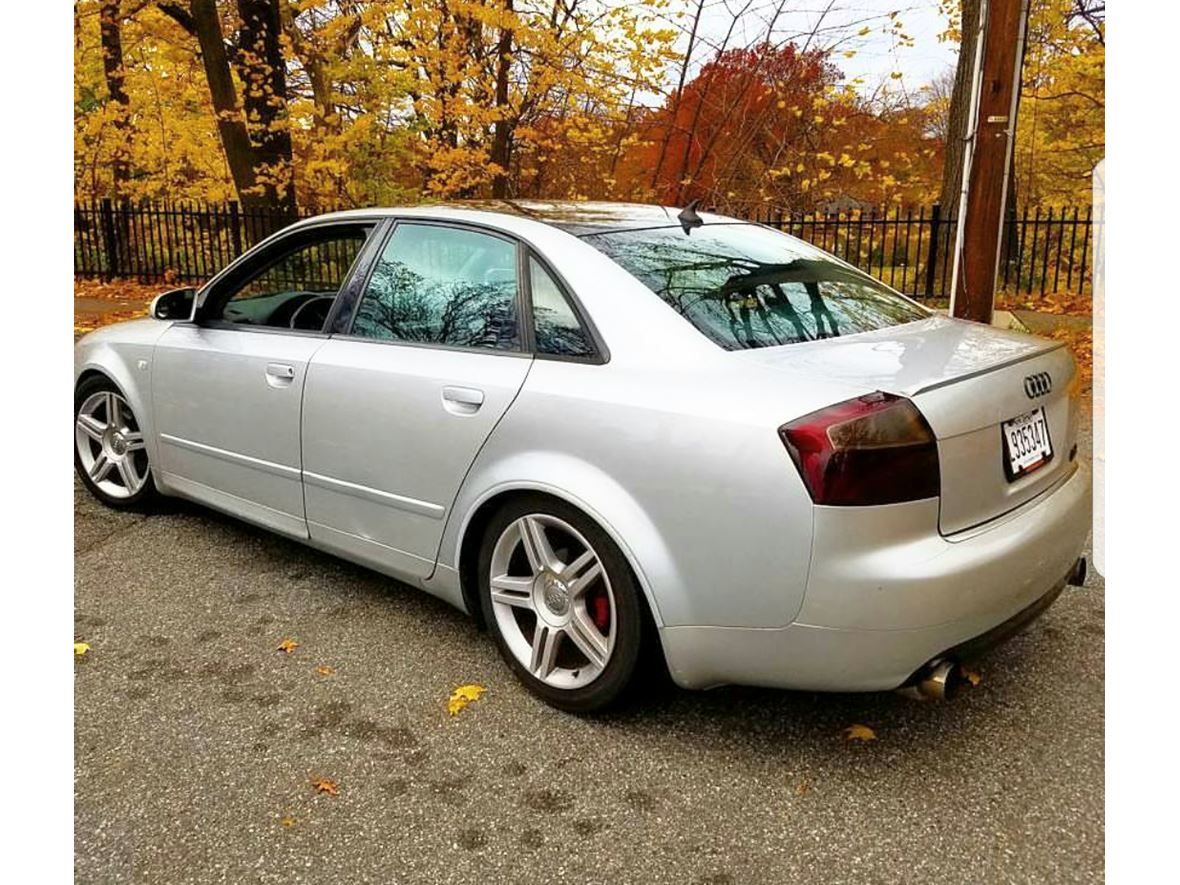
74;202;1091;712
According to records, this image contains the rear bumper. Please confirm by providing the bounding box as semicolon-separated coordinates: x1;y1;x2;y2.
660;461;1091;691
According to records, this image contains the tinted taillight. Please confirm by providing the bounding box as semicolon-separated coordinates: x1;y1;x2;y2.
778;392;940;506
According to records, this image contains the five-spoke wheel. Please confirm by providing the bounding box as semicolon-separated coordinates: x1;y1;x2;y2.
479;495;645;712
75;376;156;508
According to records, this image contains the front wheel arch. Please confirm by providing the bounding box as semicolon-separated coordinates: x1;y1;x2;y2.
74;372;159;510
75;368;114;395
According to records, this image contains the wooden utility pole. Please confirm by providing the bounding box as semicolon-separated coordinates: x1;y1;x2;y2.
950;0;1029;323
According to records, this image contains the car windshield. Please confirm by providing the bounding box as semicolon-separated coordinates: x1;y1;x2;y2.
582;223;929;351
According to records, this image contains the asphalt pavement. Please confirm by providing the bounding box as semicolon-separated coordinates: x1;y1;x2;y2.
74;437;1104;884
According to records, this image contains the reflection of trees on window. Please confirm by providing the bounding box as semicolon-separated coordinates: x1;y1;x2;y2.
529;258;593;357
534;305;591;355
352;224;520;351
584;226;927;351
353;258;519;350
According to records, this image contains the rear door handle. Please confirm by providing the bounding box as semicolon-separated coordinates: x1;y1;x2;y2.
266;363;296;387
442;385;484;415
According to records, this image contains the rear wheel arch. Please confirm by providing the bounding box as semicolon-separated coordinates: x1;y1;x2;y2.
456;487;664;640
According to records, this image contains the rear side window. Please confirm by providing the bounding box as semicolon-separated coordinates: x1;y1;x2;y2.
582;224;928;351
351;223;520;350
529;258;594;357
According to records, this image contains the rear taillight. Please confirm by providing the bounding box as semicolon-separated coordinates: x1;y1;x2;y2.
778;392;940;506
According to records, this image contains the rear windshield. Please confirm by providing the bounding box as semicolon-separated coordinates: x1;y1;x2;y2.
582;223;929;350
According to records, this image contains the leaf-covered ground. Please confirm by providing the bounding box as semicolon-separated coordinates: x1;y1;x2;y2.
997;291;1095;395
74;279;165;335
73;468;1104;884
997;290;1093;317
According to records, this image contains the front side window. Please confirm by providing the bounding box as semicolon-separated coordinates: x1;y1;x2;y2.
352;224;520;351
529;258;594;357
215;227;368;329
582;224;929;351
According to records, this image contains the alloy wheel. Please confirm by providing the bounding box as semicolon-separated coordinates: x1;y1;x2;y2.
488;513;617;690
75;390;149;499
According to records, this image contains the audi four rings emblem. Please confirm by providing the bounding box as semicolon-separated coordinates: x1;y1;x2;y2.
1023;372;1052;398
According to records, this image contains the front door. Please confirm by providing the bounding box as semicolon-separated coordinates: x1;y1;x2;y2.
302;221;533;578
152;222;374;538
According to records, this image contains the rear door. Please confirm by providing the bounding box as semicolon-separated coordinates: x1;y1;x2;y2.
152;221;374;538
302;221;533;579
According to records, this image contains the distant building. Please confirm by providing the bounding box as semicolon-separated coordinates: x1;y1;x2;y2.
817;195;875;215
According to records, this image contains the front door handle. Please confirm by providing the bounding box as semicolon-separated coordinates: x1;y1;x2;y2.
442;385;484;415
265;363;296;388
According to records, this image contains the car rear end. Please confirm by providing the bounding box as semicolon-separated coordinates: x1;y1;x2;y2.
582;217;1091;693
770;324;1090;693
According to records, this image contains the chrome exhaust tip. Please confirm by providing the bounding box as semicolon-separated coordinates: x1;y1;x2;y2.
1067;556;1087;587
916;660;964;701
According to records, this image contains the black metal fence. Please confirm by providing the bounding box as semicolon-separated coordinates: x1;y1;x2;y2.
738;203;1096;299
74;199;1097;299
74;200;304;285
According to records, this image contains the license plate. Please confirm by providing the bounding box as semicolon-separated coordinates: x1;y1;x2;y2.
1002;407;1053;480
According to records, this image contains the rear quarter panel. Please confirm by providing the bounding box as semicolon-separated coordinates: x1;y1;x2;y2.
437;357;843;630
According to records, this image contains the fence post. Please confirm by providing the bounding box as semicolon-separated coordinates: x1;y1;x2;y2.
100;198;119;280
923;202;941;297
229;201;243;257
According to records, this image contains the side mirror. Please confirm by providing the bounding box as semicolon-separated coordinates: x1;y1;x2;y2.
150;287;198;322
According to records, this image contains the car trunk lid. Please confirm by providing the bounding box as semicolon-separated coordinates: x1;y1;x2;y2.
740;315;1080;533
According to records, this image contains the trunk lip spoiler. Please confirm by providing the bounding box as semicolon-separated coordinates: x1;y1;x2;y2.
910;340;1066;397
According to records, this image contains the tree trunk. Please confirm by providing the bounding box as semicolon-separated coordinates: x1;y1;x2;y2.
159;1;296;220
185;0;264;208
650;0;705;195
235;0;297;217
99;1;131;194
279;4;334;133
489;0;515;199
939;0;982;212
99;2;135;273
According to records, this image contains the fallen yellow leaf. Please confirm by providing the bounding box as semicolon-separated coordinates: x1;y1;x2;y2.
962;667;982;687
277;638;299;654
447;683;487;716
280;815;297;827
314;665;334;676
311;777;338;797
74;642;90;657
842;723;877;742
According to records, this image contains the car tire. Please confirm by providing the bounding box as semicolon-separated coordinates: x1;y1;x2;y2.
478;494;646;713
74;375;159;511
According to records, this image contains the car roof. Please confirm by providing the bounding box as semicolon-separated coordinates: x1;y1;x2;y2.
303;201;739;237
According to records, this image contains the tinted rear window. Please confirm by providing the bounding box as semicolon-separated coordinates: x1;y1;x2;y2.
582;224;929;350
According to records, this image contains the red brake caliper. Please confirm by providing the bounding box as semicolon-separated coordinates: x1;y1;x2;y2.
590;591;611;632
